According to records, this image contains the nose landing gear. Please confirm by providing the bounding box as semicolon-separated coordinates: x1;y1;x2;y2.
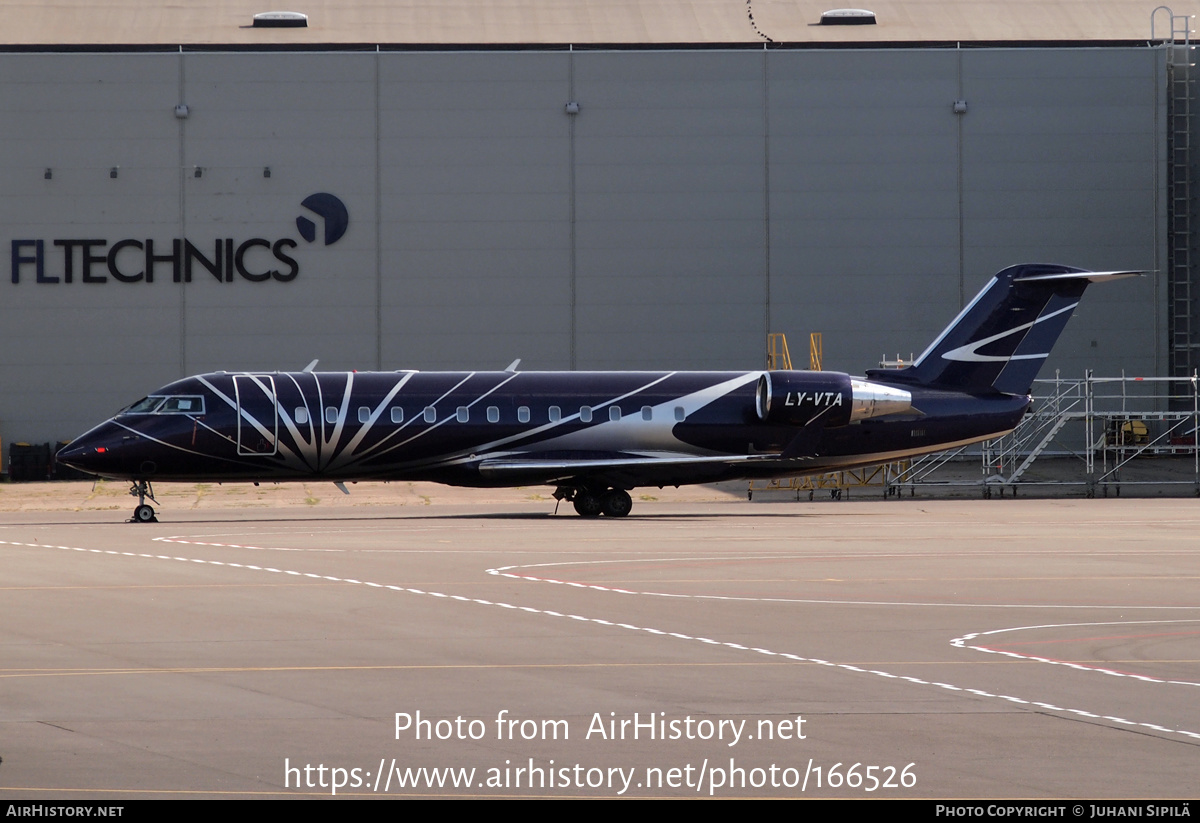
129;480;158;523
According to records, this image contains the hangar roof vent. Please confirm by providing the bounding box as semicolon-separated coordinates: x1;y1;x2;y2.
819;8;877;25
252;11;309;28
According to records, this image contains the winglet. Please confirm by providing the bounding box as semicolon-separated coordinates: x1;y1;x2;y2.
505;359;521;373
303;359;319;373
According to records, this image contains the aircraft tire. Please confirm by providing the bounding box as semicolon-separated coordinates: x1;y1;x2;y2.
573;492;602;517
133;504;157;523
600;489;632;518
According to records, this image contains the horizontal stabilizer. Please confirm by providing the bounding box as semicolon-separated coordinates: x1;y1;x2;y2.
1012;270;1144;284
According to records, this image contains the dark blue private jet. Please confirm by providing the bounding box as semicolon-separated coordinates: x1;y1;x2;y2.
58;264;1136;521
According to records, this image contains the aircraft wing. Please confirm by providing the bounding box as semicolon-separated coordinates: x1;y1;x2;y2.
474;418;828;486
476;451;808;487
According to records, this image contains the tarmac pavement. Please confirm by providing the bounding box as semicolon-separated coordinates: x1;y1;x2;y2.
0;483;1197;798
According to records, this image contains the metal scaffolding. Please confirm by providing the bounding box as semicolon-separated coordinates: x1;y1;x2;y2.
894;372;1200;497
1155;6;1199;393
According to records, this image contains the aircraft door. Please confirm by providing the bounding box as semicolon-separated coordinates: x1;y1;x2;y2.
234;374;279;456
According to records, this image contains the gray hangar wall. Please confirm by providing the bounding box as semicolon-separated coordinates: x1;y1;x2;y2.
0;46;1165;453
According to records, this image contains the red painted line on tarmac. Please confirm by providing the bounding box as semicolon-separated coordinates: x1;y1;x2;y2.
990;630;1200;647
974;644;1167;680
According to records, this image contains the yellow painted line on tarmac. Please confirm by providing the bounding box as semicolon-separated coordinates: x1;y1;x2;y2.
0;661;802;679
7;658;1196;681
0;582;334;591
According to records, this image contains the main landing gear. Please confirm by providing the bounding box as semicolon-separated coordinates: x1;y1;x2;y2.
554;486;633;518
129;479;158;523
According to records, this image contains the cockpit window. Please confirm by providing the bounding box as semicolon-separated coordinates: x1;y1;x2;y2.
124;395;205;415
125;396;164;414
160;396;205;414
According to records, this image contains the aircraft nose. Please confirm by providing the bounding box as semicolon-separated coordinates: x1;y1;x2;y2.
56;422;132;477
57;438;107;475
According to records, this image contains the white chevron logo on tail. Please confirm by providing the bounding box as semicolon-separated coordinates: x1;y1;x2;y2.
941;302;1078;363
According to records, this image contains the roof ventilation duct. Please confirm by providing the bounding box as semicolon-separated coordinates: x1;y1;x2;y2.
819;9;877;25
252;11;309;28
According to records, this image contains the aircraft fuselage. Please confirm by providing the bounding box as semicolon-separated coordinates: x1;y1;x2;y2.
57;264;1138;520
58;368;1026;490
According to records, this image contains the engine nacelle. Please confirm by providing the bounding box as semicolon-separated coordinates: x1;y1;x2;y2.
756;371;912;427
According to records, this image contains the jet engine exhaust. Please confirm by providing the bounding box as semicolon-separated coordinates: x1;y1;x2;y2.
848;379;913;422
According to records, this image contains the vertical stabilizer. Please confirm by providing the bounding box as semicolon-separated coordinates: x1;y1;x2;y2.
865;264;1139;394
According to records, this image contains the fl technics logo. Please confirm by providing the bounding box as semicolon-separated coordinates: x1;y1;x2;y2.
296;193;349;246
9;191;351;286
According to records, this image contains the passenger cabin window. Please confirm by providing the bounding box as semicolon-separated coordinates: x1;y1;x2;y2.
642;406;653;421
358;406;371;424
609;406;621;422
579;406;592;423
423;407;437;423
517;406;530;423
674;406;686;422
548;406;561;422
487;406;500;423
295;407;310;425
391;407;404;423
325;407;338;424
456;406;469;423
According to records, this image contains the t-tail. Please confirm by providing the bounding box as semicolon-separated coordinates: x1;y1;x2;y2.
865;264;1140;395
